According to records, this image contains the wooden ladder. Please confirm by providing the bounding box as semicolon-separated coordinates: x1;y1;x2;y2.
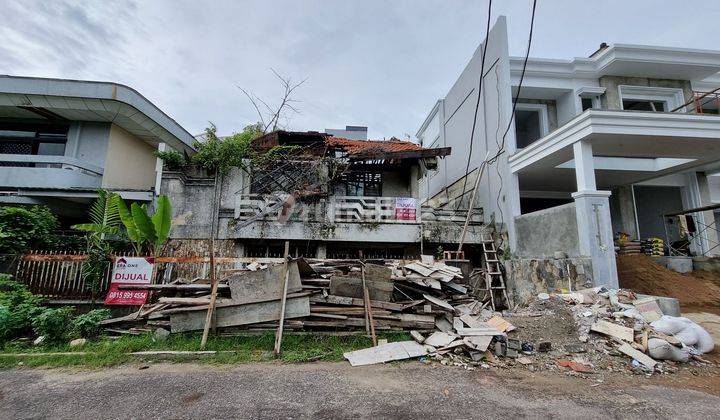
479;233;510;311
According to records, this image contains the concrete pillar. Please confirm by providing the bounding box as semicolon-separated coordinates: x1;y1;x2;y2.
316;243;327;259
572;190;618;288
573;140;596;192
571;140;618;288
507;172;521;252
153;142;166;197
233;241;245;269
410;166;420;199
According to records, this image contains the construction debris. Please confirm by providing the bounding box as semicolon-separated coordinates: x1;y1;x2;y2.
100;255;714;377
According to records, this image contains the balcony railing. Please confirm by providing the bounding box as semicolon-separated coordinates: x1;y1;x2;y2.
0;154;104;175
0;154;104;189
234;193;483;225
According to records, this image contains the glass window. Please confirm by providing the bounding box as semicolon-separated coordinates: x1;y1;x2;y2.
581;98;594;111
0;123;69;165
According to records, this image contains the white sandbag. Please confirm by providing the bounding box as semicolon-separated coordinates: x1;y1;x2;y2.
647;338;691;362
651;315;691;335
651;315;715;354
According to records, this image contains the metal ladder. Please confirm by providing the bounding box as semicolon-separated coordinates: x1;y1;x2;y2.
479;233;510;310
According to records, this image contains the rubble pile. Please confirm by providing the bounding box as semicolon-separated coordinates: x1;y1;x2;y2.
98;256;715;375
99;257;492;337
358;287;715;374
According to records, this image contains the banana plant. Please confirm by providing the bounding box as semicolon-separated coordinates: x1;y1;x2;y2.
116;195;172;256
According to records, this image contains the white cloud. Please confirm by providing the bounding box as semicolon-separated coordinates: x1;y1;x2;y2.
2;0;720;139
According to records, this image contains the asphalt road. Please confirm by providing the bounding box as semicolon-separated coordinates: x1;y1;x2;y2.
1;362;719;419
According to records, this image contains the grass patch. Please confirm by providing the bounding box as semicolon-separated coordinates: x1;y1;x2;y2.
0;332;410;368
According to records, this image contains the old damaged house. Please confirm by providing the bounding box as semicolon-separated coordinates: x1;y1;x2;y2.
161;129;492;261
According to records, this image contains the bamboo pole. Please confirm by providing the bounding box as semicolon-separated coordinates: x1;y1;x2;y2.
457;151;491;252
200;172;222;349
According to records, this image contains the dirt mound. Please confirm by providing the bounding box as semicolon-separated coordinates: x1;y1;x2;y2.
617;254;720;306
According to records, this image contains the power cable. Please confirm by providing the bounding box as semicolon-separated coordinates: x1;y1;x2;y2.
493;0;538;251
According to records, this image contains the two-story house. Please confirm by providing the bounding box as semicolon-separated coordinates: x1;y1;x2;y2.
0;75;196;221
162;129;492;261
417;16;720;290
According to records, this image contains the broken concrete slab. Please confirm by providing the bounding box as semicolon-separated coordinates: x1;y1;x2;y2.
424;331;457;348
169;296;310;333
228;261;302;304
343;341;428;366
330;276;394;301
618;343;657;369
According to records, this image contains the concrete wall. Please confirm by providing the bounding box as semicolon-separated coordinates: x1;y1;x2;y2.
102;124;156;190
505;257;594;305
514;202;579;258
381;170;412;197
419;17;514;228
599;76;693;110
65;121;111;166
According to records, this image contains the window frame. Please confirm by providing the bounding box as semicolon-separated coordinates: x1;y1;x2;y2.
618;85;685;112
513;102;549;149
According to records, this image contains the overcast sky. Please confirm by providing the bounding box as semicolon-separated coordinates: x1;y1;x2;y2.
2;0;720;140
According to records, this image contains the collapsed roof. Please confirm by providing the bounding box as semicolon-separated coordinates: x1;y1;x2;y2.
252;130;451;164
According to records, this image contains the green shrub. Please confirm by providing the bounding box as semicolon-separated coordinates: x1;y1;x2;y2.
32;306;75;343
191;123;263;174
154;149;187;171
0;275;44;342
72;309;111;338
0;205;60;254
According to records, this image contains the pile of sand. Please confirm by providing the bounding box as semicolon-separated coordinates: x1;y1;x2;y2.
617;254;720;306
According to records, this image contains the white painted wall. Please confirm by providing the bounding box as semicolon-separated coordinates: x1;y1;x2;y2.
419;17;514;227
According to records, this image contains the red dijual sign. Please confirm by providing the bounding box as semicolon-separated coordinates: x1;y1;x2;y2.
104;256;154;306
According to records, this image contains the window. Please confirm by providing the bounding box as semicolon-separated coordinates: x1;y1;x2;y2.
618;85;684;113
514;103;549;149
581;98;594;111
0;122;69;167
340;171;382;197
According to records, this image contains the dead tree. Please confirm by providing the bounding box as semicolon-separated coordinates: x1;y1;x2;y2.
238;69;307;134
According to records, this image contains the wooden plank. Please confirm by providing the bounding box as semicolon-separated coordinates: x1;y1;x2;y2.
118;284;230;291
200;235;218;349
618;343;657;369
158;297;210;305
170;296;311;333
590;320;634;342
343;341;428;366
309;295;403;311
274;241;291;357
486;315;516;332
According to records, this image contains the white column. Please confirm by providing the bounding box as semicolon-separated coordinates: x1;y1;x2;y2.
153;142;166;197
571;140;618;288
507;172;521;252
573;140;596;192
